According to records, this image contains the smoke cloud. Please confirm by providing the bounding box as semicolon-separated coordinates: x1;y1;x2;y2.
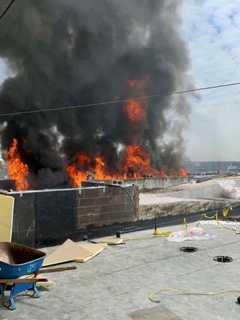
0;0;190;188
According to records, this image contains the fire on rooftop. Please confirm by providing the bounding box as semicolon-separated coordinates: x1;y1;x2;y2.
4;76;188;192
0;0;191;247
7;136;188;191
0;0;190;191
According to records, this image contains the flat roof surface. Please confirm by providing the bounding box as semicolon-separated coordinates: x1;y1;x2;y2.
139;193;211;205
2;222;240;320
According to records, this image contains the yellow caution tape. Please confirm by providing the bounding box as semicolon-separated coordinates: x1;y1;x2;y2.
202;207;232;220
223;207;232;218
202;212;218;220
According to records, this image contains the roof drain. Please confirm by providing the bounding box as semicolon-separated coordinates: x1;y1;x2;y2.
213;256;233;263
180;246;198;253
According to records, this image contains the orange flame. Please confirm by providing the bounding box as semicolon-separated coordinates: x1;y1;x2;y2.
123;145;150;177
66;153;121;186
66;164;88;187
7;139;29;190
66;145;170;186
123;145;166;178
124;77;148;124
66;152;90;187
66;76;186;187
177;168;188;177
124;99;146;124
95;156;115;180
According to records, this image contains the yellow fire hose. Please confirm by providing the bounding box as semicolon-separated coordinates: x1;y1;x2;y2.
148;288;240;303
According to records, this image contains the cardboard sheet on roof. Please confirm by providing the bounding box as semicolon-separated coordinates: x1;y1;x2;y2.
43;239;105;267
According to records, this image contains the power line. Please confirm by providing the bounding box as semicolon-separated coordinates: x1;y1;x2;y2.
1;81;240;118
0;0;16;20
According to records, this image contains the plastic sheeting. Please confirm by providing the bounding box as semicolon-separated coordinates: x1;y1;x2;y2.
167;226;215;242
218;179;240;199
199;220;240;233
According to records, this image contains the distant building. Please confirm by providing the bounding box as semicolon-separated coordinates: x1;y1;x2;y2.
184;161;240;176
226;164;240;175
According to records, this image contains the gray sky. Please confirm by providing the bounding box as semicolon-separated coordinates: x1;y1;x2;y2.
0;1;240;161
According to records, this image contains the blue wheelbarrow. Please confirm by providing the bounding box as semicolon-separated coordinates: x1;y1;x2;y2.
0;242;46;310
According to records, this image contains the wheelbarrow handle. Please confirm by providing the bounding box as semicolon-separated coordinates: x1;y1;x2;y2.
0;278;48;284
39;266;77;274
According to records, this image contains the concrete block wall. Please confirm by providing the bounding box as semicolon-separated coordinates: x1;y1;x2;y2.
97;176;190;191
78;183;138;228
11;184;139;247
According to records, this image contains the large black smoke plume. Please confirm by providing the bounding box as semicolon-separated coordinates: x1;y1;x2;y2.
0;0;190;188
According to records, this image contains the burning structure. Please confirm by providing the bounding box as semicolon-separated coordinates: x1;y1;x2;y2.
0;0;190;191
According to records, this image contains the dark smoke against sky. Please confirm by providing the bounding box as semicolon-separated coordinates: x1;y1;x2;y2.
0;0;190;188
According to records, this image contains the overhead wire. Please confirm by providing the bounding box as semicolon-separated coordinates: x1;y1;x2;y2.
1;81;240;117
0;0;16;20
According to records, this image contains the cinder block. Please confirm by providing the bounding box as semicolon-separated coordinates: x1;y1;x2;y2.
11;184;139;246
